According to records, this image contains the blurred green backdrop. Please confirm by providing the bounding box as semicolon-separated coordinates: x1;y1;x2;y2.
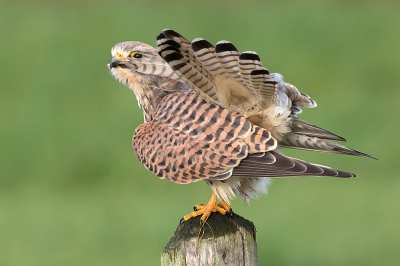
1;0;399;265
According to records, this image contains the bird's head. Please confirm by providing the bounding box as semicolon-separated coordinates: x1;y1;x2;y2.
108;41;169;84
108;41;185;121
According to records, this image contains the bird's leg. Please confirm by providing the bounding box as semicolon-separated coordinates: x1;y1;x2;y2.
182;193;231;225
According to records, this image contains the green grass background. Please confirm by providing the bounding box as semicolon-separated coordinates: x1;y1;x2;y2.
1;0;399;265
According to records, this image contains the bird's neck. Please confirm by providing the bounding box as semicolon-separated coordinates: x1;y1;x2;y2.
127;75;181;122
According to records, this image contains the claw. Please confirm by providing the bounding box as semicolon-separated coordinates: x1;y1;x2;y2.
182;194;234;225
179;217;184;224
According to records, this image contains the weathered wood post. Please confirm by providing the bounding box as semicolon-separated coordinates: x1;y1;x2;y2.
161;213;258;266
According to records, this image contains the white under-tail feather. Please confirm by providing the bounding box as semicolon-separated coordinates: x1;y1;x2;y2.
206;177;272;205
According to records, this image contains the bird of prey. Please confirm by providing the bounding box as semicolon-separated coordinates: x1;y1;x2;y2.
108;29;374;225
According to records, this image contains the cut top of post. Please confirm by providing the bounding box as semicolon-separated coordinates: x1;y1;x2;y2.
161;213;258;266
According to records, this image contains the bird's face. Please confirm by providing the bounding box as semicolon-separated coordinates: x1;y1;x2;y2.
108;41;167;85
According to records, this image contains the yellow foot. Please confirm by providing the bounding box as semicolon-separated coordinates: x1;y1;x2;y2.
180;194;234;226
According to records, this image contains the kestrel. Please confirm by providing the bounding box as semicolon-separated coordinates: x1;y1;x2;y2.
108;29;374;225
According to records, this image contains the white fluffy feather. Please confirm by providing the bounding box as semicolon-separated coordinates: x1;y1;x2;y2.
206;177;272;205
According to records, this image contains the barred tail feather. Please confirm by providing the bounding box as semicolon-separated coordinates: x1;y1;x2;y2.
192;38;226;76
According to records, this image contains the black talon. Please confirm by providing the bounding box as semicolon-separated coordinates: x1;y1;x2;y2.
179;217;184;224
193;205;197;211
228;208;233;217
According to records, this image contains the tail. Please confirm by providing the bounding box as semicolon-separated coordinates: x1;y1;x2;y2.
157;29;315;115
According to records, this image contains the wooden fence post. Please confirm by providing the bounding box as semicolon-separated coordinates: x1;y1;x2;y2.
161;213;258;266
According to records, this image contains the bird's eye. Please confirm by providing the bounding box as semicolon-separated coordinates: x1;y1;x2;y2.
130;52;143;58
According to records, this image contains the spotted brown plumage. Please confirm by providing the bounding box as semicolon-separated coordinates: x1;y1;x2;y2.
108;30;375;225
133;89;276;184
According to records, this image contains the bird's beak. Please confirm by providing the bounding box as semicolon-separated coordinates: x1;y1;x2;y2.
108;58;134;70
